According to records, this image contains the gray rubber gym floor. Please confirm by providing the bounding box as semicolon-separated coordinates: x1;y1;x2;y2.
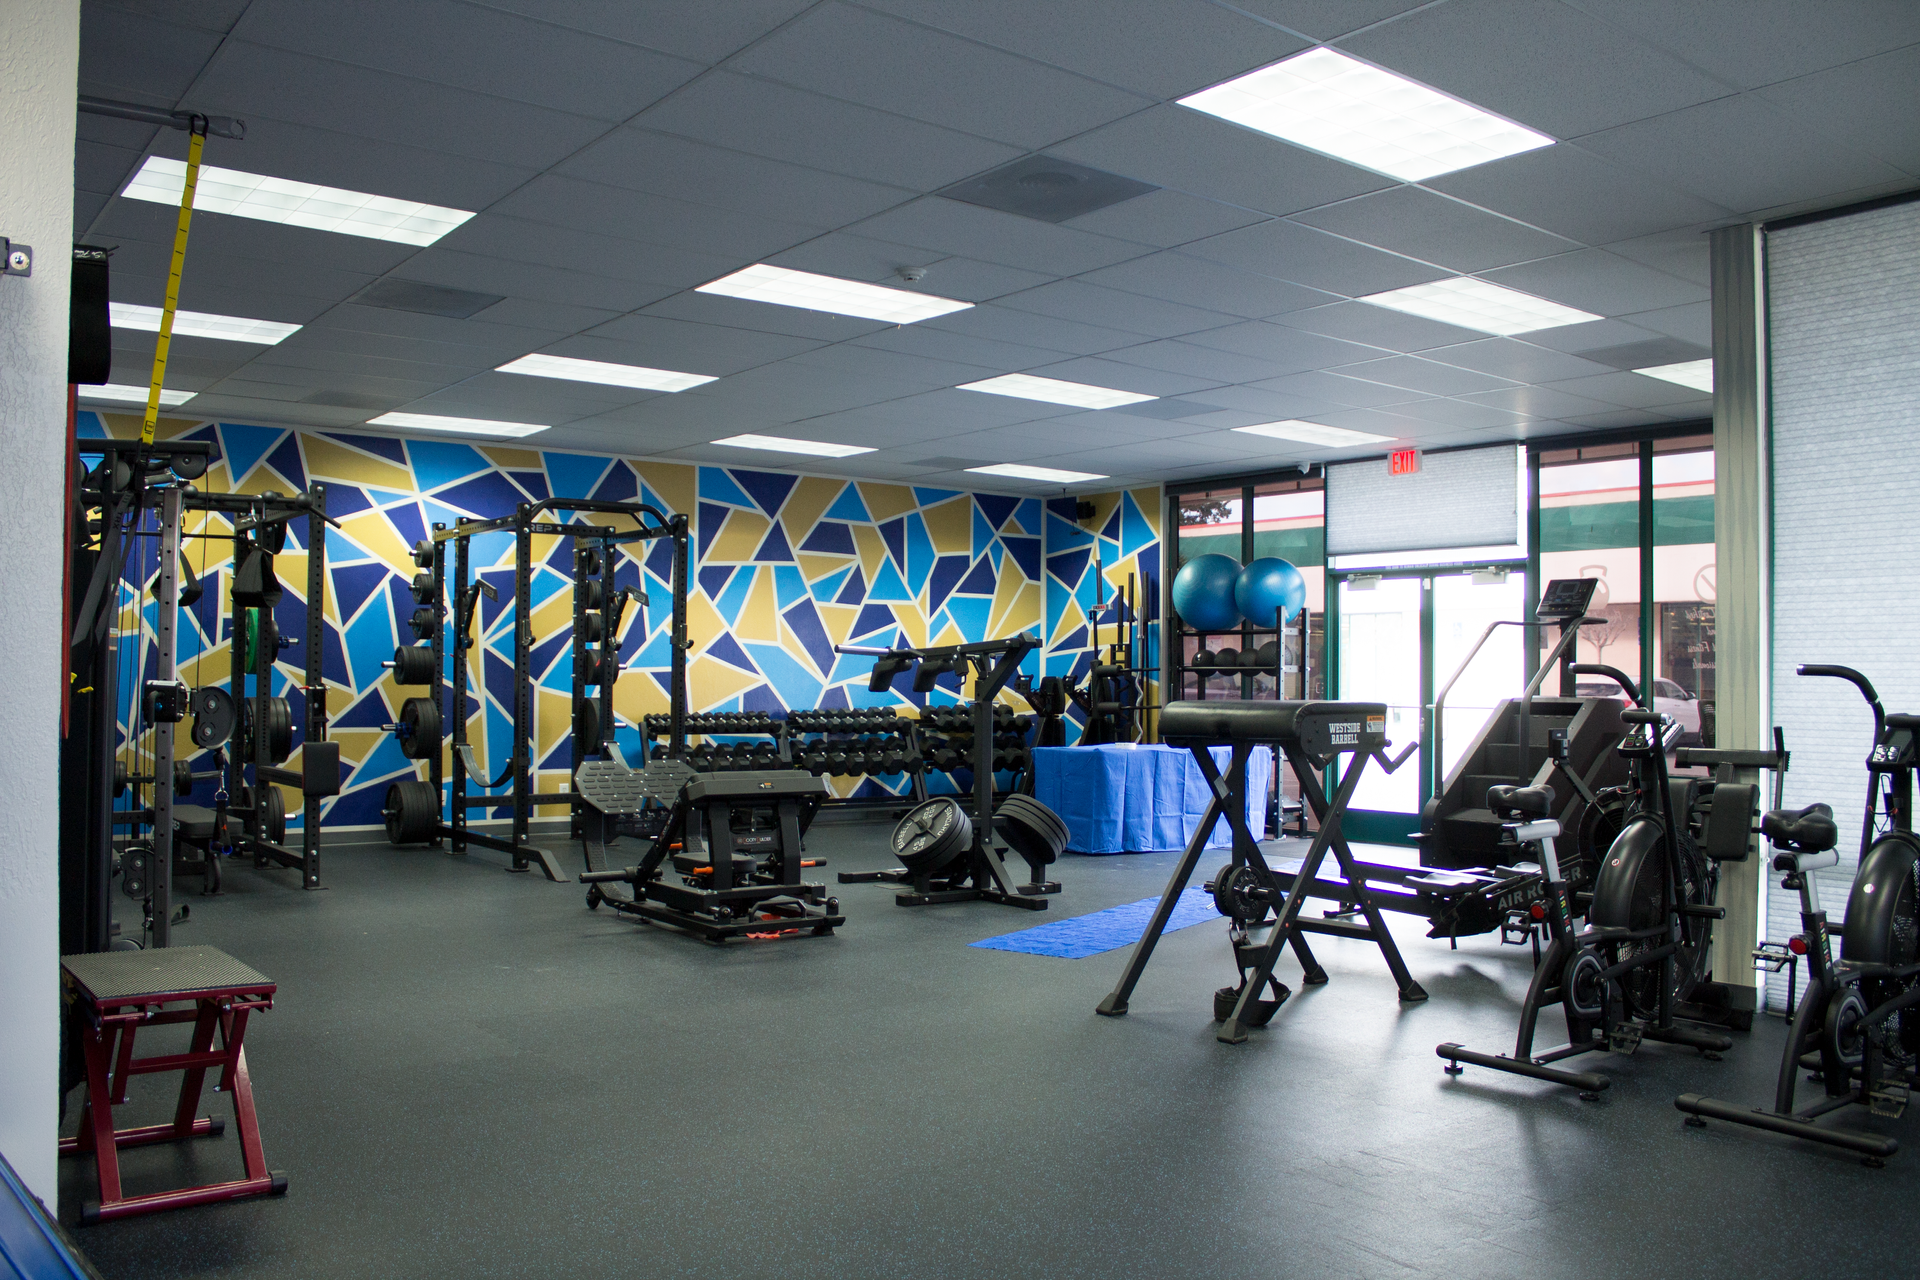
60;820;1920;1279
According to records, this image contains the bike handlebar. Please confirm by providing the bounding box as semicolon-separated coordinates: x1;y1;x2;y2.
1797;663;1886;741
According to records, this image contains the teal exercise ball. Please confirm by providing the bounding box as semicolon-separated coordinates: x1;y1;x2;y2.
1234;557;1307;626
1172;553;1242;631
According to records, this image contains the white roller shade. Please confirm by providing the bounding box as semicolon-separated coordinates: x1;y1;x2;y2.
1326;444;1520;556
1766;197;1920;981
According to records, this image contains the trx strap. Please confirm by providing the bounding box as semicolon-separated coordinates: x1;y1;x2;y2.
141;117;207;446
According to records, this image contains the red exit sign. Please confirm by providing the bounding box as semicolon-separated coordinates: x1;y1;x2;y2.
1389;448;1422;476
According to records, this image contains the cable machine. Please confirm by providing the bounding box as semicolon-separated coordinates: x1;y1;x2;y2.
382;497;689;880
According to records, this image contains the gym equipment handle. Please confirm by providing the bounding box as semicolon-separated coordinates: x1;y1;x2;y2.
1797;664;1885;739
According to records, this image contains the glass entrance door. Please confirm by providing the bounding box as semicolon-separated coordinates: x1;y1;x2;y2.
1334;569;1526;833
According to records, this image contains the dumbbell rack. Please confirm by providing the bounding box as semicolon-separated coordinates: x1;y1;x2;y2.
785;708;931;809
1173;605;1315;702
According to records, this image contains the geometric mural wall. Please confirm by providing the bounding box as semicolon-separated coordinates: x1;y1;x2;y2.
83;411;1161;830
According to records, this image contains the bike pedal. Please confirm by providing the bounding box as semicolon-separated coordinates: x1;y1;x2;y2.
1608;1024;1644;1054
1869;1082;1909;1119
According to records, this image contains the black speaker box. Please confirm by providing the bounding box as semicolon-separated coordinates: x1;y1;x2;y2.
69;246;111;385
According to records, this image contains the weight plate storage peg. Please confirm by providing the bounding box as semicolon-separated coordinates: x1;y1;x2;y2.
892;798;972;875
383;779;440;845
397;697;443;760
994;794;1068;866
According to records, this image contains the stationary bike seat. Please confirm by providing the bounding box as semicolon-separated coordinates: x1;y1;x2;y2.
1761;803;1837;853
1487;784;1554;818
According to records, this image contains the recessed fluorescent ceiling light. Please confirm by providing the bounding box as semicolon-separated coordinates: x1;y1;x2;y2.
1633;359;1714;394
497;353;716;393
1356;277;1601;336
368;412;547;439
1177;47;1553;182
109;301;300;345
956;373;1155;410
710;434;875;458
966;463;1109;484
695;263;972;324
79;383;196;407
1233;420;1393;448
123;156;474;247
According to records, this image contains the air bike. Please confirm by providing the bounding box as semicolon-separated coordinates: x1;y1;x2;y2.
1676;665;1920;1162
1436;667;1772;1095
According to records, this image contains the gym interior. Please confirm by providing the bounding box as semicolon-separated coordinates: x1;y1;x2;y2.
3;3;1919;1277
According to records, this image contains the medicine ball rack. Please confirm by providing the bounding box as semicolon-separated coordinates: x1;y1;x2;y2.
384;497;688;883
833;634;1063;909
1173;604;1315;703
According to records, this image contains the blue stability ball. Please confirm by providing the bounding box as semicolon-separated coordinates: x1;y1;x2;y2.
1234;557;1307;627
1172;553;1243;631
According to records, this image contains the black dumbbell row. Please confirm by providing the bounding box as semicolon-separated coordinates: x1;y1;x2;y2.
792;732;922;777
642;712;781;736
918;735;1032;775
918;703;1035;735
784;708;901;732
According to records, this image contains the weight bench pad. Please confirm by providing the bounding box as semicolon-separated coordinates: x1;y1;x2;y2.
173;804;217;843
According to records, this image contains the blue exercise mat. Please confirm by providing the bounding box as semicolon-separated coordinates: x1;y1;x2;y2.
969;887;1220;959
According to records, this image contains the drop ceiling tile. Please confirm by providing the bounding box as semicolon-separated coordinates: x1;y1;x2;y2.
1517;317;1668;354
79;5;223;103
1340;0;1733;138
75;192;112;229
1481;247;1707;318
1421;338;1616;383
179;397;365;430
431;215;742;291
559;129;915;227
1308;406;1442;438
1173;320;1382;372
1385;398;1531;430
1457;384;1622;418
1269;301;1481;352
1577;94;1906;214
309;304;561;353
246;344;475;386
95;195;419;278
238;0;703;121
1426;143;1733;245
189;43;608;169
196;378;318;403
1099;339;1305;385
1573;0;1920;91
1060;190;1269;249
1599;227;1714;287
76;139;145;201
1541;371;1709;410
1198;0;1432;41
1179;384;1345;420
766;235;1056;302
564;393;791;435
468;298;624;335
730;3;1149;148
687;361;926;416
1077;251;1335;320
1757;46;1920;175
1052;104;1392;218
471;0;815;65
276;326;501;373
857;0;1307;98
1554;407;1674;432
780;344;1000;393
491;174;827;261
1621;301;1712;346
563;319;824;377
402;380;657;422
850;198;1151;277
1049;408;1232;436
401;248;679;313
1182;219;1446;297
1247;370;1428;409
636;292;890;344
997;280;1240;340
1024;356;1222;398
848;324;1083;372
634;71;1025;190
1290;187;1581;273
921;304;1144;357
1330;355;1518;397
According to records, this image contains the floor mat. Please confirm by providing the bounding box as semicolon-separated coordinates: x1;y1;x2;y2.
969;887;1220;959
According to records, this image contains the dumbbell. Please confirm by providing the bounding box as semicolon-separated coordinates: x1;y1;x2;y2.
751;742;779;768
825;746;849;775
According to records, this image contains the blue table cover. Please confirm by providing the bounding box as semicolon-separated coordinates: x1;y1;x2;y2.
1031;743;1271;854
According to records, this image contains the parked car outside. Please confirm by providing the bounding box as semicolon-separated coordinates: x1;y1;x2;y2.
1575;677;1703;746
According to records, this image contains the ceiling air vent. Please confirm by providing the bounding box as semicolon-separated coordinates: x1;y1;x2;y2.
351;278;505;319
937;156;1158;224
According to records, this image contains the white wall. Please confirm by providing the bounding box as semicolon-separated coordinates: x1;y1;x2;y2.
1767;199;1920;1005
0;0;79;1201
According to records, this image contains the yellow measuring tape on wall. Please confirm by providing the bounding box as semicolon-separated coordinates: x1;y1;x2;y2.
140;120;207;446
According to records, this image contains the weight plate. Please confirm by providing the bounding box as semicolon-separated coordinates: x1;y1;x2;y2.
578;579;604;611
238;697;295;764
579;612;605;644
383;779;440;845
409;571;435;603
576;699;602;753
392;645;437;686
113;760;128;799
994;794;1067;866
408;605;437;641
189;686;235;749
892;798;971;875
411;539;435;569
173;758;194;798
577;547;602;577
398;697;443;761
120;845;151;900
1210;863;1268;926
260;786;287;845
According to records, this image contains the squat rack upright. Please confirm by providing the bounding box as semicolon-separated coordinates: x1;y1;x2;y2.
401;497;688;880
